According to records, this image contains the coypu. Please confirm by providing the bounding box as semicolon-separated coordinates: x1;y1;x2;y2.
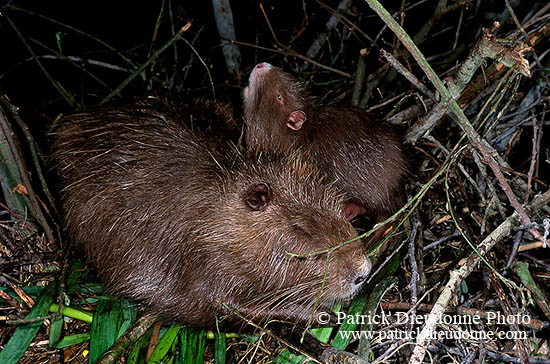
242;62;408;240
51;95;371;328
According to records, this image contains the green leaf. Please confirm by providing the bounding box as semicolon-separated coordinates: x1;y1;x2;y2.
176;327;207;364
55;333;91;349
0;282;56;364
0;123;28;213
88;299;137;364
49;303;94;324
310;301;342;343
0;285;46;303
331;294;368;350
272;349;307;364
214;332;226;364
146;324;181;364
515;261;550;318
127;325;153;364
357;276;398;360
49;311;63;348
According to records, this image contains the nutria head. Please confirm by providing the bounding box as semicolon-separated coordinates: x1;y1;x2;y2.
210;153;371;325
243;63;311;152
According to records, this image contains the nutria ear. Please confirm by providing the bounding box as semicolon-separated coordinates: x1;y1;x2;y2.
287;110;307;131
245;183;272;211
343;201;367;221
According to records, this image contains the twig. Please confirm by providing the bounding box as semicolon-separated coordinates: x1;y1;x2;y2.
505;230;523;269
220;302;323;364
380;302;547;331
524;116;541;204
0;289;22;311
520;251;550;271
472;152;506;229
504;0;550;85
407;216;420;326
322;347;367;364
95;314;158;364
543;218;550;248
423;135;489;207
9;282;34;309
301;0;352;67
484;350;550;364
490;271;530;364
0;96;55;244
409;188;550;364
233;39;352;78
351;49;367;106
212;0;241;74
380;49;434;99
451;6;464;51
405;23;530;143
145;320;162;361
423;230;461;251
474;69;518;133
313;0;374;44
0;55;133;82
366;237;406;285
148;0;165;63
4;5;137;69
0;93;59;217
167;0;179;89
6;314;52;326
251;6;353;79
367;2;540;242
371;341;421;364
412;0;446;45
358;63;390;107
100;22;192;104
4;14;77;109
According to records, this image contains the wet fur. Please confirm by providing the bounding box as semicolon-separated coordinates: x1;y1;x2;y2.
51;95;370;328
243;64;408;221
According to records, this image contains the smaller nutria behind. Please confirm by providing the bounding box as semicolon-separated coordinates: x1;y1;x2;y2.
243;63;407;233
52;95;371;328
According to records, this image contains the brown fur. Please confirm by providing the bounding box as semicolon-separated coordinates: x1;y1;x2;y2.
51;95;371;328
243;63;408;229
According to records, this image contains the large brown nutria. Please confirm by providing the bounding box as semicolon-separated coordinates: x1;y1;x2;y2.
51;95;371;328
242;62;408;241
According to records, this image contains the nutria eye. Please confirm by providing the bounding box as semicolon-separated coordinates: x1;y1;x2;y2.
292;224;311;238
276;93;283;103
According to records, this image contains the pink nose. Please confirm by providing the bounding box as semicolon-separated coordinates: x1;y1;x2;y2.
255;62;272;70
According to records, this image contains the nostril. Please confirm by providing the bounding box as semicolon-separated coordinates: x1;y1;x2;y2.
354;275;367;286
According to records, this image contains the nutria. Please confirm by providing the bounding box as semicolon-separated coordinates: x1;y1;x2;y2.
51;95;371;328
242;63;408;240
181;96;243;143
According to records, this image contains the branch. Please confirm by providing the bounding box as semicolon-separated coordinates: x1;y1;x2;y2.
408;189;550;364
212;0;241;75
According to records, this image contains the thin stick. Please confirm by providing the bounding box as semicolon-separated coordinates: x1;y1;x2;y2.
380;49;434;99
524;116;541;204
100;23;192;104
366;1;540;244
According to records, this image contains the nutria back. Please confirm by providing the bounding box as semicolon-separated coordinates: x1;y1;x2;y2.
243;63;407;222
51;95;371;328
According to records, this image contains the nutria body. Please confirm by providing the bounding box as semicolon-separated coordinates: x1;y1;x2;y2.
52;95;371;328
243;63;408;231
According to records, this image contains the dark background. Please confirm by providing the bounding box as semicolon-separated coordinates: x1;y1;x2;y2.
2;1;536;114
